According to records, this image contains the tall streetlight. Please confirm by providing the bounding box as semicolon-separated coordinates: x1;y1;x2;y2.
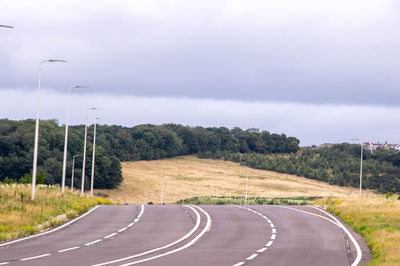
352;139;364;196
32;59;67;200
70;154;82;191
81;107;99;196
244;168;257;205
90;117;100;197
61;85;88;193
160;178;167;205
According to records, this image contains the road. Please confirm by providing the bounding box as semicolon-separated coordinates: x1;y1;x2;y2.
0;204;370;266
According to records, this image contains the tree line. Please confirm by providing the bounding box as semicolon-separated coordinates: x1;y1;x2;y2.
204;143;400;193
0;119;300;189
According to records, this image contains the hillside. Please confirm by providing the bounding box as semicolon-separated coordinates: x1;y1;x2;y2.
95;156;359;204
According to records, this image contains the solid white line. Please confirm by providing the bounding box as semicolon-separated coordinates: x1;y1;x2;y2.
246;253;258;260
310;206;363;266
85;239;101;246
232;262;245;266
118;205;212;266
271;234;276;240
0;262;10;265
20;254;50;261
57;246;80;253
266;240;273;247
128;223;134;227
134;218;139;223
118;227;127;232
104;233;117;239
0;205;101;247
273;205;339;226
92;205;202;266
257;247;267;253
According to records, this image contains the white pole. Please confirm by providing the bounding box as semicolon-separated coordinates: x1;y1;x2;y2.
62;85;87;193
81;107;97;196
160;180;165;205
31;59;66;200
90;118;99;197
359;142;363;196
71;154;82;191
245;169;249;205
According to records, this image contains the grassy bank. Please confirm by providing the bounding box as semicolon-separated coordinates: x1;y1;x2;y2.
315;195;400;265
0;184;112;242
176;196;319;205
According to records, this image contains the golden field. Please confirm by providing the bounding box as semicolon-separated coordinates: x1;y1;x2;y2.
95;155;359;204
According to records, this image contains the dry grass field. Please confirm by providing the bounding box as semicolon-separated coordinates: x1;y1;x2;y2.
95;155;359;204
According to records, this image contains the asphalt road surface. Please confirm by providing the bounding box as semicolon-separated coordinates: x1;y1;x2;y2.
0;204;370;266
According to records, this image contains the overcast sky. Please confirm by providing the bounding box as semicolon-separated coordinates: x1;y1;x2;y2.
1;0;400;145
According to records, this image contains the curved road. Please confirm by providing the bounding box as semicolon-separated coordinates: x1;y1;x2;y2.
0;204;370;266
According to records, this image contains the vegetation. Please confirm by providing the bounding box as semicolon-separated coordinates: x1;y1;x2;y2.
200;143;400;193
177;196;319;205
315;195;400;265
0;119;299;189
0;184;112;242
97;156;357;204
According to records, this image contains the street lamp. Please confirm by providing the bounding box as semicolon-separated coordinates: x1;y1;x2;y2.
352;139;364;196
70;154;82;191
61;85;88;193
31;59;67;200
245;169;257;205
90;117;100;197
81;107;99;196
160;178;167;205
0;25;13;28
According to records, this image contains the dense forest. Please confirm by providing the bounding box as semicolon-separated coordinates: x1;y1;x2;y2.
0;119;299;189
202;143;400;193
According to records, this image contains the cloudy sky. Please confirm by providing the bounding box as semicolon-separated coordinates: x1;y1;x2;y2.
1;0;400;145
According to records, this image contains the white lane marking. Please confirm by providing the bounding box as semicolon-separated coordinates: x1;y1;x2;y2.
0;262;10;265
58;246;80;253
92;205;202;266
246;253;258;260
232;262;245;266
118;227;127;233
118;205;212;266
134;218;139;223
271;234;276;240
310;206;363;266
266;240;273;247
0;205;101;248
85;239;102;246
104;233;117;239
20;254;50;261
257;247;267;253
274;205;339;226
272;228;277;234
128;223;134;227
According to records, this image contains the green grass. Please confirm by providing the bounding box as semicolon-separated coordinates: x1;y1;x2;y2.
314;195;400;265
177;195;320;205
0;184;112;242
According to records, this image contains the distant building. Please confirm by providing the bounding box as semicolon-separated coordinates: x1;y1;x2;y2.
363;142;400;152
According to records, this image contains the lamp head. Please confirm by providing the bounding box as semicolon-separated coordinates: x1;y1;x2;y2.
47;59;67;63
0;25;13;28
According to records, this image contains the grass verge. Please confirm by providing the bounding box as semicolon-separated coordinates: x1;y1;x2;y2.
0;184;112;242
176;196;319;205
314;195;400;265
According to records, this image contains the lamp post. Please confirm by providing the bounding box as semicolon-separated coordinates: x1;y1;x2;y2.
352;139;364;196
70;154;82;191
61;85;88;193
0;25;13;28
160;178;167;205
81;107;98;196
31;59;67;200
90;117;100;197
244;168;257;205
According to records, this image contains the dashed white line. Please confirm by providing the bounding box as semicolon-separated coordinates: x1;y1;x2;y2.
257;247;267;253
104;233;117;239
232;262;245;266
118;227;127;233
246;253;258;260
85;239;102;246
20;254;50;261
57;246;80;253
0;262;10;265
128;223;134;227
271;234;276;240
266;240;273;247
272;228;277;234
